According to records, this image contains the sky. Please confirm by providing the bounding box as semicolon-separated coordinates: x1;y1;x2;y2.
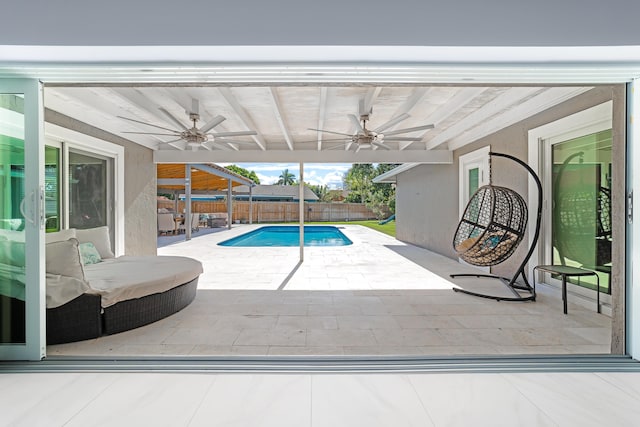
220;163;351;188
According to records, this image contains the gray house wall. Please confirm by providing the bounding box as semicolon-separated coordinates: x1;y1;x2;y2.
45;110;157;256
396;85;623;279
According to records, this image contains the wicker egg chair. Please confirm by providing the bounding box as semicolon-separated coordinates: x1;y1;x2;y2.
451;152;542;302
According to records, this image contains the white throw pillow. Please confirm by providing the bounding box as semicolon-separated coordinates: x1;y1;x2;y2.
45;238;86;280
76;226;115;259
45;228;77;244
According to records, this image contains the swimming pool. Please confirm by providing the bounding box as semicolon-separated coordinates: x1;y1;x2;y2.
218;226;353;247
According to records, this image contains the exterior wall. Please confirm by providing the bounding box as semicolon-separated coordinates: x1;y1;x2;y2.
397;86;621;278
45;109;157;256
396;85;627;353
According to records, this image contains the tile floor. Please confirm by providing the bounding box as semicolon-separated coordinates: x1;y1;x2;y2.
2;370;640;426
48;225;612;357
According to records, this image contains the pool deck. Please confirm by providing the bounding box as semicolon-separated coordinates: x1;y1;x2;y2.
48;224;612;357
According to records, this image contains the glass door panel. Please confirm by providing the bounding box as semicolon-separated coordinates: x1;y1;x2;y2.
0;94;26;344
551;129;612;294
0;80;45;360
68;150;108;229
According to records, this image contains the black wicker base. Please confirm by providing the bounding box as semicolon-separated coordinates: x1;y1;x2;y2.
102;277;198;335
3;277;199;345
47;294;103;345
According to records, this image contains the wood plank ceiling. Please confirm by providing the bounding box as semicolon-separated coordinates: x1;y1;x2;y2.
44;85;592;161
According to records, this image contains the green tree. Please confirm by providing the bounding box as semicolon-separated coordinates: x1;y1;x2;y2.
307;183;329;201
277;168;296;185
225;164;260;184
343;163;399;218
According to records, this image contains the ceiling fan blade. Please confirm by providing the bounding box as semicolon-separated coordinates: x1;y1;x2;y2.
295;137;350;143
372;141;392;150
199;115;226;133
383;124;435;136
208;130;257;137
117;116;181;133
122;131;181;136
373;113;410;133
308;128;354;137
382;136;423;142
159;138;185;144
158;107;189;131
348;114;364;132
355;145;363;153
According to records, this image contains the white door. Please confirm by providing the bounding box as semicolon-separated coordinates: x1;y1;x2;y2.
0;79;46;360
458;146;490;270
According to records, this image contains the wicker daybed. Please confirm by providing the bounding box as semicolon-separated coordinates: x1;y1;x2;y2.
1;227;203;345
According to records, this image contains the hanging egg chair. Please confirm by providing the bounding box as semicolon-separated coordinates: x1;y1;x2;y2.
451;152;542;302
453;185;528;267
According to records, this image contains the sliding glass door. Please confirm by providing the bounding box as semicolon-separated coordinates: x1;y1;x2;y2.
0;80;46;360
552;130;613;295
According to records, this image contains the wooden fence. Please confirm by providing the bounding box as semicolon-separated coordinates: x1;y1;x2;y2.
157;200;380;223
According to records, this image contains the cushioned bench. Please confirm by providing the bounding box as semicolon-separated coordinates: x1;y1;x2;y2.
1;226;203;345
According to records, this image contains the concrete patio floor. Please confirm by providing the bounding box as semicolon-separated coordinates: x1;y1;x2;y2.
48;224;611;357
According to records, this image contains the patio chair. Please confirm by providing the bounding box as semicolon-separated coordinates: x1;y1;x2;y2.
178;213;200;233
158;212;176;235
451;152;542;302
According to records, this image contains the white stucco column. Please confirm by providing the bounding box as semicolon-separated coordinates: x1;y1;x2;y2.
185;164;192;241
299;162;304;262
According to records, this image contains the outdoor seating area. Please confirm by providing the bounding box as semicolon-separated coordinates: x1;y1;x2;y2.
158;211;228;236
47;225;611;357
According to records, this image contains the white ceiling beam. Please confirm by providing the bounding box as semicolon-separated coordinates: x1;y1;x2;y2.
217;87;267;151
400;87;487;150
346;87;381;151
447;87;592;151
384;87;428;150
426;87;545;150
155;148;453;164
363;87;382;115
317;87;328;151
268;87;294;151
45;88;180;150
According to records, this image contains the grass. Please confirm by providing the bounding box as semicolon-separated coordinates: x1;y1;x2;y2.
305;220;396;237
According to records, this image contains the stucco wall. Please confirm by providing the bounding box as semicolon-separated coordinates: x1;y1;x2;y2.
396;86;622;279
45;109;157;256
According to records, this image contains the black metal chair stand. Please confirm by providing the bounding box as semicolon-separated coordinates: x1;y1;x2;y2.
451;152;543;302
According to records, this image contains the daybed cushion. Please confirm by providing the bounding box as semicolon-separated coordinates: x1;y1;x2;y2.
84;255;203;308
45;238;91;308
76;226;115;259
46;228;76;244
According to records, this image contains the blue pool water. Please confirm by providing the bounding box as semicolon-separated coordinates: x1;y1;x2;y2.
218;226;353;247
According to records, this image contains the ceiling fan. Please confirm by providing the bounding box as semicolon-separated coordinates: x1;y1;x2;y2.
118;99;257;150
309;99;434;151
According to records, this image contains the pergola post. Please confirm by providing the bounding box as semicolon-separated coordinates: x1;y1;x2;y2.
227;178;232;229
249;184;253;225
185;164;192;241
299;162;304;262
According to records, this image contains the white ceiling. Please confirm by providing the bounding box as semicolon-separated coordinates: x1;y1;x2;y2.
44;85;592;163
